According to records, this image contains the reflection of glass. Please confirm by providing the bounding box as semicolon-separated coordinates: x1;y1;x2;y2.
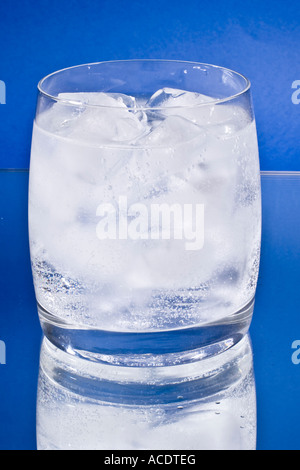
29;61;261;364
37;334;256;450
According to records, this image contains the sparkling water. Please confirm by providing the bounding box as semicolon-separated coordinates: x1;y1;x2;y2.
29;88;261;364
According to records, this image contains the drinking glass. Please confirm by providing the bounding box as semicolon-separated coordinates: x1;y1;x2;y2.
29;60;261;364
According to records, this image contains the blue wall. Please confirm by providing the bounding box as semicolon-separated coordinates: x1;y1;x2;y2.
0;0;299;170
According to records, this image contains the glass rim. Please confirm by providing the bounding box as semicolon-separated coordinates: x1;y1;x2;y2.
37;59;251;109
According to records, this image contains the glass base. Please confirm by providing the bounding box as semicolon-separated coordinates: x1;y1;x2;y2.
37;297;254;367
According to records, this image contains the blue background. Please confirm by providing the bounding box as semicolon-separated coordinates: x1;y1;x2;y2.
0;0;299;170
0;0;300;451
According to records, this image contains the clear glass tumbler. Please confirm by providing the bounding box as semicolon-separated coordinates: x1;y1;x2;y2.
29;60;261;449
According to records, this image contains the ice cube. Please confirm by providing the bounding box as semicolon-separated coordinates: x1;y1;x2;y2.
140;114;205;147
40;92;150;145
146;87;213;123
147;87;212;109
58;92;137;108
146;87;251;133
131;115;207;186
